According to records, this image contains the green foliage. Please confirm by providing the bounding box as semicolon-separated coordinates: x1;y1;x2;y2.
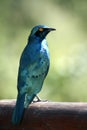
0;0;87;101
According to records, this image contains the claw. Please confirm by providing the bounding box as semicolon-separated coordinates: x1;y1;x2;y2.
32;95;48;103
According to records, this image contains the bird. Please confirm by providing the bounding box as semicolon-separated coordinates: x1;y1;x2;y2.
12;25;56;125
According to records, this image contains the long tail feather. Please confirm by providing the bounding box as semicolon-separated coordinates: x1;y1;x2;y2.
12;93;25;125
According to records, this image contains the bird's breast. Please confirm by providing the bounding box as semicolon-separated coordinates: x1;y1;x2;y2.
28;44;50;77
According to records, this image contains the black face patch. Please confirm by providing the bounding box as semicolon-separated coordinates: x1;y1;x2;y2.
35;28;44;37
35;30;41;37
35;28;49;38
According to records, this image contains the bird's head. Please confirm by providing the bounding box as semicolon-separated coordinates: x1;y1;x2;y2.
29;25;56;40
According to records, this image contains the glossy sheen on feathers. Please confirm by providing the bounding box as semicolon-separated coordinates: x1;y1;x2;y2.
12;25;55;125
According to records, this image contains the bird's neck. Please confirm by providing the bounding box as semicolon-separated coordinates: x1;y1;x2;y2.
28;35;46;44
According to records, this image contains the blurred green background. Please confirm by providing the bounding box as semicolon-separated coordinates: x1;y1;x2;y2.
0;0;87;101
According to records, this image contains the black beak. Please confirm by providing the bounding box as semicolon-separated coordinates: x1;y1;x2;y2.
48;28;56;31
43;27;56;37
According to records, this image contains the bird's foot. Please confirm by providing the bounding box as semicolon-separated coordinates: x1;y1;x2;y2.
32;95;48;103
36;95;41;102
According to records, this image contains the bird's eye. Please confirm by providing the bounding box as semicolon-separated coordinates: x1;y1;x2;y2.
35;28;44;37
39;28;44;32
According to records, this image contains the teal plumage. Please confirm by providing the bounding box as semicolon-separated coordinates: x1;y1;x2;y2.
12;25;56;124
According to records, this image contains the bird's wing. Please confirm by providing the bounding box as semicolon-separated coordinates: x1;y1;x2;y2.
17;57;49;92
17;42;50;95
17;48;31;91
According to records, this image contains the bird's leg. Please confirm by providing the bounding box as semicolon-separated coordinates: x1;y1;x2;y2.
32;95;41;103
36;95;41;102
32;95;48;103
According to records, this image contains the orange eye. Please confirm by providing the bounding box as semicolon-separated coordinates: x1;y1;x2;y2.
39;28;44;32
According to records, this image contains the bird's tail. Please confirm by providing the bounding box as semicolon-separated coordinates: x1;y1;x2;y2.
12;93;25;125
